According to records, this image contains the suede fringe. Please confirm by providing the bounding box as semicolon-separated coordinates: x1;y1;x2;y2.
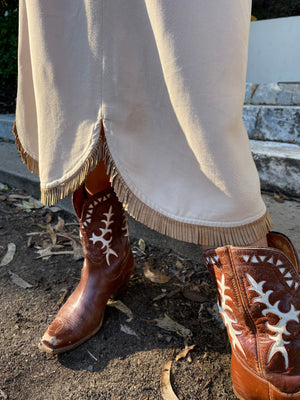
13;121;273;246
13;121;39;175
40;134;103;205
13;121;103;206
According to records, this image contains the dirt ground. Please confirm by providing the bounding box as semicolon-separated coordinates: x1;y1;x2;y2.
0;183;237;400
0;184;299;400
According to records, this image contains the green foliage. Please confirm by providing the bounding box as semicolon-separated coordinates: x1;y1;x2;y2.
252;0;300;20
0;1;18;85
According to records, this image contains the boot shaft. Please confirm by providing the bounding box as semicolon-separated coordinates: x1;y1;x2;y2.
204;233;300;395
73;185;130;267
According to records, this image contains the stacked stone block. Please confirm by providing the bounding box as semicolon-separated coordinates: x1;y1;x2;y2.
243;83;300;196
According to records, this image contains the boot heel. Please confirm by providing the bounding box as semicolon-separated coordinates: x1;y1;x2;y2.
112;252;136;298
231;352;269;400
112;269;134;298
232;352;300;400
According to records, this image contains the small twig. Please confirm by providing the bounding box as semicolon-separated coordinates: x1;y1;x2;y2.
36;251;74;259
53;289;69;311
87;350;98;362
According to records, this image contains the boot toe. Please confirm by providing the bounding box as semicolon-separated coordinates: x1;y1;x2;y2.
39;318;74;353
39;334;60;353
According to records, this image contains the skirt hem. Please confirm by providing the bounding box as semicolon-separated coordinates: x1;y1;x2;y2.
101;136;273;246
13;121;39;176
13;121;103;206
13;121;274;246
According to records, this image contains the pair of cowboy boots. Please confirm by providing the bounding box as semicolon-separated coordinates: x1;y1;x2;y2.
39;185;300;399
39;185;135;353
205;232;300;400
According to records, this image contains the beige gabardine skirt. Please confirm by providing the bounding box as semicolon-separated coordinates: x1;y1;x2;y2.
14;0;273;247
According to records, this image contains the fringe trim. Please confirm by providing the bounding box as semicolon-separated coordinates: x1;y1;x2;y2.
40;134;103;205
13;121;39;175
102;139;273;247
13;121;103;206
13;120;274;246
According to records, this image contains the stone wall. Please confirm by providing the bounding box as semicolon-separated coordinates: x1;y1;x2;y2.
243;83;300;196
243;83;300;145
245;83;300;106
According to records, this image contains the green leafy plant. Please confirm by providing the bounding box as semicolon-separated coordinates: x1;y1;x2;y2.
0;1;18;86
252;0;300;20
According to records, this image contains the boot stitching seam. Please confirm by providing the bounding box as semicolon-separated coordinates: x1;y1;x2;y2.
227;246;263;377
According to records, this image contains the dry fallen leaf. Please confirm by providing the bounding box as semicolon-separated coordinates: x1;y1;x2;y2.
69;238;84;260
155;315;192;339
29;196;44;208
160;351;178;400
274;193;284;203
120;324;139;338
175;344;196;362
27;236;33;248
0;243;16;266
26;231;45;237
153;292;168;302
107;299;133;322
138;238;146;252
8;270;33;289
20;197;43;209
36;247;74;259
54;216;65;232
153;288;181;302
47;224;57;245
144;261;171;284
37;223;47;230
0;388;8;400
182;285;209;303
36;246;52;260
175;260;183;269
49;206;62;213
277;191;289;200
8;194;30;200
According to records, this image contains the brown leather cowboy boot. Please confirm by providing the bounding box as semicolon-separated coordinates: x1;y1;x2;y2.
39;185;135;354
204;232;300;400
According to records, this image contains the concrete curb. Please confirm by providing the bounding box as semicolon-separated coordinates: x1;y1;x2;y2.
0;114;15;141
250;140;300;196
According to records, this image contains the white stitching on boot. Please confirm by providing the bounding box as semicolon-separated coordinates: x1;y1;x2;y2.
89;205;118;265
217;274;245;356
247;274;300;369
121;212;129;238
